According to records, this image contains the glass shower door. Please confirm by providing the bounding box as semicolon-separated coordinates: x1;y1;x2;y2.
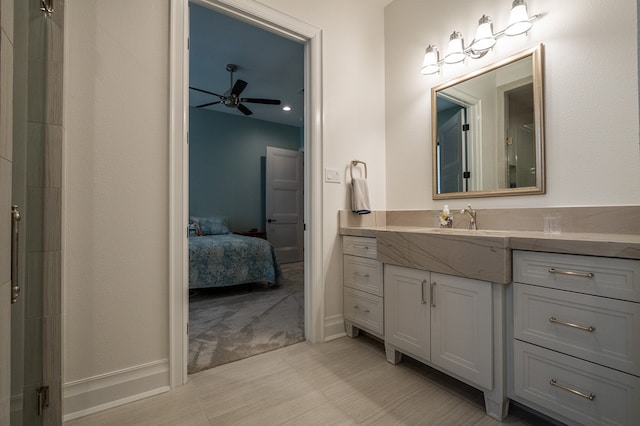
10;0;62;423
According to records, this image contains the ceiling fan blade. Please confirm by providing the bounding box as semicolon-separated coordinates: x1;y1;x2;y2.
189;86;224;98
237;103;253;116
195;101;222;108
231;79;248;96
241;98;281;105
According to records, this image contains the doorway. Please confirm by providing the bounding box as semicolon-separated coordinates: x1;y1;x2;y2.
170;0;323;387
184;2;307;374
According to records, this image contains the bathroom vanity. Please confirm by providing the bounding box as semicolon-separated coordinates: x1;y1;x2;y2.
510;250;640;425
340;209;640;425
342;236;384;339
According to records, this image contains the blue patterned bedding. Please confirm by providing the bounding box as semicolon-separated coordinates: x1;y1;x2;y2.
189;234;283;289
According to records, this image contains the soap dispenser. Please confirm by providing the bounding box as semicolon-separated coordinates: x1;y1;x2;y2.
440;205;453;228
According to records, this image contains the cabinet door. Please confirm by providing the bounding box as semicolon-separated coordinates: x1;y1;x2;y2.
384;265;430;361
431;273;493;389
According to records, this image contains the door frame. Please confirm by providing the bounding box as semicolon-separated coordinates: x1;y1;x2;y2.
169;0;324;387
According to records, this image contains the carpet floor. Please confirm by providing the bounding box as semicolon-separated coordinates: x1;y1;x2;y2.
188;262;304;374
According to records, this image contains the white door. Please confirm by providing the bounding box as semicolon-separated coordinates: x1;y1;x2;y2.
266;146;303;263
384;265;430;361
430;272;493;389
438;109;464;193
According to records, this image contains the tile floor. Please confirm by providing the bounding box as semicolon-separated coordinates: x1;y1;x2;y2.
65;335;553;425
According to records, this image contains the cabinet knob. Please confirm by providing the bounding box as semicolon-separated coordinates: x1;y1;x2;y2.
353;305;370;313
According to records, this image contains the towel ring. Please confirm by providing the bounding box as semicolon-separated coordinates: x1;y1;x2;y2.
350;160;367;181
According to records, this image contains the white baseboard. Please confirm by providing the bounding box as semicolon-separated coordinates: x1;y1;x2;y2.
63;359;170;422
324;314;346;341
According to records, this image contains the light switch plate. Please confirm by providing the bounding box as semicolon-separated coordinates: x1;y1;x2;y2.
325;168;341;183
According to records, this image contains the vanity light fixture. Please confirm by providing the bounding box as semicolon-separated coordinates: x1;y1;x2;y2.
420;0;541;75
444;31;466;64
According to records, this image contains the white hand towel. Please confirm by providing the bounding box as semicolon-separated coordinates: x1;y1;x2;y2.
351;178;371;215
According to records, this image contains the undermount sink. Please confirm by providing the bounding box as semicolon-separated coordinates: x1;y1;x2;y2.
376;227;512;284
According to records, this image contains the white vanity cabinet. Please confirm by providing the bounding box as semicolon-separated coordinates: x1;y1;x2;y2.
511;250;640;426
384;264;493;390
343;236;384;338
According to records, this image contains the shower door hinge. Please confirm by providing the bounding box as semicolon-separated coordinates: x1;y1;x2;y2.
462;123;470;131
36;385;49;416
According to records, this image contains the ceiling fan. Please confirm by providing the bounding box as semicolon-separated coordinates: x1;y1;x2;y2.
190;64;281;116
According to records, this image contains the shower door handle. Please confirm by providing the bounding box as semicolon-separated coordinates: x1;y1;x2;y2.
11;205;21;304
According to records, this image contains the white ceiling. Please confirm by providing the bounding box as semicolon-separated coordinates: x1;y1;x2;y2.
189;3;305;127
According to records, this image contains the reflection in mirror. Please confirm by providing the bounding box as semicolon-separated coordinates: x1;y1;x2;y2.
432;44;544;199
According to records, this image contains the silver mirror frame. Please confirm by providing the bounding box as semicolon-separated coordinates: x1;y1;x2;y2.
432;44;545;199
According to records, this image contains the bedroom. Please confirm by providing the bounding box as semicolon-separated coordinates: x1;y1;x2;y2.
187;3;306;373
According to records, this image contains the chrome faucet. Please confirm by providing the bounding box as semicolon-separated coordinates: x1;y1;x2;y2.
460;205;477;230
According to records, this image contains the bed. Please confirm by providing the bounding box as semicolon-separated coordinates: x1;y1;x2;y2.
188;216;282;289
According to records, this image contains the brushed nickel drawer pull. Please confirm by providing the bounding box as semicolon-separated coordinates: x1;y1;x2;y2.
550;379;595;401
353;272;370;278
353;305;370;313
549;317;595;332
352;244;370;250
548;268;595;279
430;282;436;307
421;280;427;304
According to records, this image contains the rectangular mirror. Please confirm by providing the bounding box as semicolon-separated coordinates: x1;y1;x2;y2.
432;44;545;199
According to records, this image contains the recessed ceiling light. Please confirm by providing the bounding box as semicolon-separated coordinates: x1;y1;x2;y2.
282;106;292;112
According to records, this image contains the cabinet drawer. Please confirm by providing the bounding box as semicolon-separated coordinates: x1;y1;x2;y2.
513;251;640;302
515;284;640;375
343;255;383;296
343;236;377;259
514;340;640;426
344;287;383;336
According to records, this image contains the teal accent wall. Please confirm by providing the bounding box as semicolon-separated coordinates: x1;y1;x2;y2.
189;108;302;233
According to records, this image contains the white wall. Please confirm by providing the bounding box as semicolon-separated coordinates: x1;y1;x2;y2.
385;0;640;209
64;0;170;383
63;0;388;414
260;0;389;331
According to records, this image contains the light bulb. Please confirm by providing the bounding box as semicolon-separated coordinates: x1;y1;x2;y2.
505;0;532;36
420;45;440;75
471;15;496;51
444;31;465;64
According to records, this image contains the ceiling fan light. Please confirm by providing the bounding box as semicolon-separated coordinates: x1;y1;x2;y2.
471;15;496;51
420;44;440;75
505;0;532;36
444;31;465;64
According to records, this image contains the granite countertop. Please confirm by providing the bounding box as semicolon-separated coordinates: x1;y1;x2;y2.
340;225;640;262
